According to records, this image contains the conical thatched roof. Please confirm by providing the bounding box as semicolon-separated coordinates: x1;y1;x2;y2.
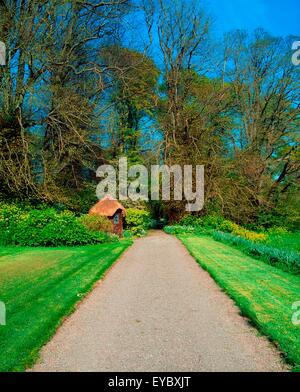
89;195;126;218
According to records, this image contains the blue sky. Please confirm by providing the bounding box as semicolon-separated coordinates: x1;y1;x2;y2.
125;0;300;55
207;0;300;37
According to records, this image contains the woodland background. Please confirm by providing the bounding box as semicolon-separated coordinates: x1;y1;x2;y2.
0;0;299;229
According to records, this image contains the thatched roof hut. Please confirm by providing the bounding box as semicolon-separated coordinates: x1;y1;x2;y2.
89;195;126;236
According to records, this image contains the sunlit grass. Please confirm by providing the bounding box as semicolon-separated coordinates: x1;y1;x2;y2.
0;241;132;372
178;234;300;371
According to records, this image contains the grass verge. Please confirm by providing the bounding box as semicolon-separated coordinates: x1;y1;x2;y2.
266;232;300;254
0;240;132;372
212;231;300;275
177;234;300;371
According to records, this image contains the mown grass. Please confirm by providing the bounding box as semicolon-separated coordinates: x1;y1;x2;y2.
0;241;132;372
212;231;300;275
177;234;300;371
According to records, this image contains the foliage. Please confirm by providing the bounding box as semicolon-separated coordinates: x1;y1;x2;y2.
179;215;204;227
230;224;267;242
178;234;300;371
179;214;267;241
266;232;300;254
0;1;135;203
267;226;289;235
0;241;132;371
218;219;236;233
101;46;159;158
78;214;113;233
123;230;134;239
66;185;99;214
0;1;299;233
212;231;300;275
256;201;300;232
179;214;230;230
164;225;204;235
125;208;151;237
201;215;228;230
0;204;115;246
167;215;298;272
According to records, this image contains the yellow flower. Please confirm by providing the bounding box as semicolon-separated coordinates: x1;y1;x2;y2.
232;224;267;242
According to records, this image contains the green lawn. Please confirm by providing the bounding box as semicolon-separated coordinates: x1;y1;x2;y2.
266;232;300;253
178;234;300;371
0;241;132;372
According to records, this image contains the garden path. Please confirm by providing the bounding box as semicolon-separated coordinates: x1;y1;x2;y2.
32;231;287;372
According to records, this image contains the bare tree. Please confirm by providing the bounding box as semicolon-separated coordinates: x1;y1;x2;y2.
145;0;210;161
0;0;131;200
224;29;300;208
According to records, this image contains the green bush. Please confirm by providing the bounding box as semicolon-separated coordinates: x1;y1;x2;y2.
202;215;226;229
125;208;151;237
267;226;289;235
256;206;300;232
0;205;115;246
78;214;113;233
218;219;235;232
164;225;197;235
212;231;300;275
164;225;209;235
179;214;267;241
179;215;204;227
179;214;232;231
123;230;134;239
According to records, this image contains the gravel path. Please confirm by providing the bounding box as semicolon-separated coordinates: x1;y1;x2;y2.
32;231;288;372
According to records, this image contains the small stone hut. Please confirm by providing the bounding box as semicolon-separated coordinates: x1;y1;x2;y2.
89;195;126;237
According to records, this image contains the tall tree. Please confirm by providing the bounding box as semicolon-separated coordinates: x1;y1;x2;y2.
100;46;159;161
224;29;300;221
0;0;131;202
